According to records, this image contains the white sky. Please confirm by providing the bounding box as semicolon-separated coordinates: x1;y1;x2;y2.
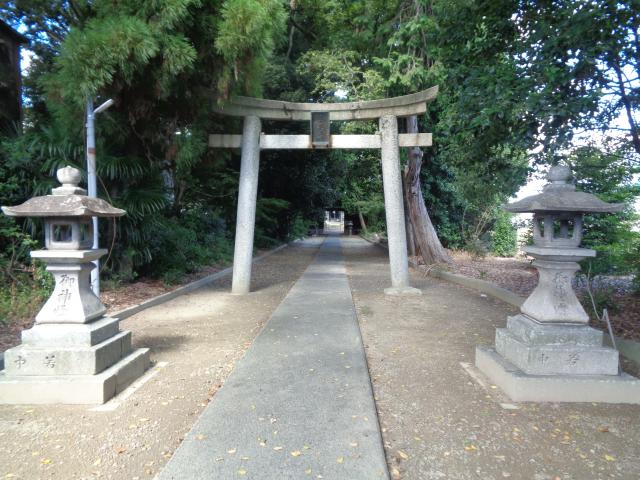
21;47;33;75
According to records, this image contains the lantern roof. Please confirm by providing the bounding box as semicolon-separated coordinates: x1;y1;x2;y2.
1;166;125;218
504;165;625;214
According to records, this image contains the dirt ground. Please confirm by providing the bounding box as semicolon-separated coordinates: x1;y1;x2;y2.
0;251;273;353
2;237;639;480
346;238;640;480
0;269;218;354
0;240;322;480
437;251;640;342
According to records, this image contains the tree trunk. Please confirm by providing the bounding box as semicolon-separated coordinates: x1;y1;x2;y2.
403;115;452;264
612;59;640;155
403;180;417;257
357;209;368;233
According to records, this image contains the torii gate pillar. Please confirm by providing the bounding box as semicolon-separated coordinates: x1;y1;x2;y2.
379;115;421;295
231;115;261;295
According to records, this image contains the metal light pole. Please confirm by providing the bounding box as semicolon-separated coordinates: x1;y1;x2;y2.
86;98;114;296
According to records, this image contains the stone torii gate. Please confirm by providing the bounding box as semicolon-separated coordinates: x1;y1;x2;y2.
210;87;438;296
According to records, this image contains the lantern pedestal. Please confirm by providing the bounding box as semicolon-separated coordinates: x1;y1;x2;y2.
476;347;640;403
0;312;150;404
32;249;108;324
0;250;149;404
495;314;619;376
0;349;149;405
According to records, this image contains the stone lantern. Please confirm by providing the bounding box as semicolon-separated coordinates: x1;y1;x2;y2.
0;166;149;404
476;165;640;403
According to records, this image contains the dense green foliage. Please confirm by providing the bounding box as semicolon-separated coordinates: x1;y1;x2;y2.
570;144;640;279
490;211;518;258
0;219;53;325
1;0;639;325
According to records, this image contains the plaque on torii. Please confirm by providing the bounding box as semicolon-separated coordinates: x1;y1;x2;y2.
210;87;438;296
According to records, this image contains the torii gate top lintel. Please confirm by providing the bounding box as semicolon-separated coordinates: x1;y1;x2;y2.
213;85;438;121
210;86;438;150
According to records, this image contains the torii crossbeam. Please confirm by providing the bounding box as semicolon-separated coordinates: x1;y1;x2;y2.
210;87;438;295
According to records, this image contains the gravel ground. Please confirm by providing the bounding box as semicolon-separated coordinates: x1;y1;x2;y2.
432;252;640;342
1;250;272;353
2;236;639;480
345;237;640;480
0;239;321;480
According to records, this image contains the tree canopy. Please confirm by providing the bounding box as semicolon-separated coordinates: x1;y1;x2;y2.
1;0;638;285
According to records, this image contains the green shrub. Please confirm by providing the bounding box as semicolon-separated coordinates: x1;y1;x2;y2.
0;269;53;326
288;214;310;240
254;198;290;248
140;206;233;282
161;269;185;286
464;238;488;260
0;219;54;326
491;211;518;257
437;219;465;249
579;273;620;320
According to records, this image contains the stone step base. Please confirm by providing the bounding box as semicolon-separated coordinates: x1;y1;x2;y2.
496;328;619;375
4;330;132;376
476;347;640;404
0;348;150;405
506;314;602;346
22;317;121;347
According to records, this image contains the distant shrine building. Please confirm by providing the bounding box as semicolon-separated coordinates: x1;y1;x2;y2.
324;209;345;234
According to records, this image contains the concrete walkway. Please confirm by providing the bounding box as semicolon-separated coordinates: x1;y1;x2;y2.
158;236;388;479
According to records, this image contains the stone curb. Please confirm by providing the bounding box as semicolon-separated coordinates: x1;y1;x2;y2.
0;241;298;370
427;269;524;308
360;234;640;368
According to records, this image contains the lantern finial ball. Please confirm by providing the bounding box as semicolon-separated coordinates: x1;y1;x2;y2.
56;166;82;187
52;166;86;196
547;164;572;184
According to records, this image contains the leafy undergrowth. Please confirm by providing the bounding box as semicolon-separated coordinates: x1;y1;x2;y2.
0;265;54;352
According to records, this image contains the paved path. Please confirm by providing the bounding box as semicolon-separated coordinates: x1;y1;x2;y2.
158;236;389;479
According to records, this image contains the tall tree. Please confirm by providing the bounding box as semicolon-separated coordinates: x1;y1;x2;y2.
516;0;640;159
2;0;288;271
